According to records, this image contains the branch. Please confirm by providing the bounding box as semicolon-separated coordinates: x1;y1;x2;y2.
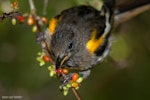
29;0;36;12
71;88;81;100
0;12;22;22
61;73;81;100
114;4;150;27
43;0;48;15
28;0;41;32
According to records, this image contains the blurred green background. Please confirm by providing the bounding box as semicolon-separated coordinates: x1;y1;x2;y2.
0;0;150;100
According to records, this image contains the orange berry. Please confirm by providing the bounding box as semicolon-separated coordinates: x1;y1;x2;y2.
13;1;18;7
62;68;69;74
72;73;79;82
41;17;48;24
43;55;50;62
28;16;34;25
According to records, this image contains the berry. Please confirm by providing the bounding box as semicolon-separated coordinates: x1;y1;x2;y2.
57;68;63;74
71;82;79;88
13;1;18;8
62;68;69;74
72;73;79;82
43;55;50;62
32;25;37;32
17;15;24;23
28;16;34;25
12;18;16;25
41;17;48;24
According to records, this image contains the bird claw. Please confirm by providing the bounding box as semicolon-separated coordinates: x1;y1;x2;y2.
61;73;73;86
36;32;44;44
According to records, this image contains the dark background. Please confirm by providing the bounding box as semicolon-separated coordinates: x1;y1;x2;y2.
0;0;150;100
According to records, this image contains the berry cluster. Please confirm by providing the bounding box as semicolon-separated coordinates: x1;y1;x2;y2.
1;1;48;33
37;52;84;96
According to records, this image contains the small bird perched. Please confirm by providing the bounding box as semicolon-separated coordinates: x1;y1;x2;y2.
37;0;115;85
36;0;149;90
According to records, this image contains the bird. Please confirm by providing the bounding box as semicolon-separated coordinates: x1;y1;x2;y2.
36;0;150;87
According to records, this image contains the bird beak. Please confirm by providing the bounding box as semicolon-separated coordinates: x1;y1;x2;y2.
55;55;69;70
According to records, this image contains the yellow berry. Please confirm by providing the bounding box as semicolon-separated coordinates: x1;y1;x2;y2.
66;83;71;88
71;82;79;88
75;86;79;90
63;86;68;91
32;25;37;32
12;18;16;25
63;90;68;96
76;77;83;83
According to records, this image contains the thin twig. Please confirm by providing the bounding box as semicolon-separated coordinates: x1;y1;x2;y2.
71;88;81;100
0;12;22;22
114;4;150;27
29;0;36;12
43;0;48;15
61;73;81;100
28;0;41;32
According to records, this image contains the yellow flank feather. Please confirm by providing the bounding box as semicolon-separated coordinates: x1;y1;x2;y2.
86;29;104;53
48;18;58;35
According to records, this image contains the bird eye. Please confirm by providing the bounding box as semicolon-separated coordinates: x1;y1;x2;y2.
68;42;73;49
